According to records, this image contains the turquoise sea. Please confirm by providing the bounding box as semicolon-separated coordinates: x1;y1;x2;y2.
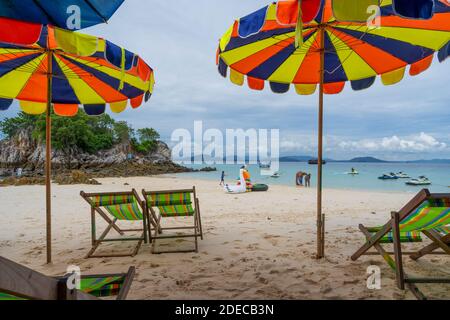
179;162;450;193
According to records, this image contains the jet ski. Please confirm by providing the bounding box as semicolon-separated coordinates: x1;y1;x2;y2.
378;173;399;180
271;172;281;178
406;176;432;186
395;172;411;179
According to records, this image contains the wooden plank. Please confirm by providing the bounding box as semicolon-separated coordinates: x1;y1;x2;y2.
411;233;450;260
0;256;58;300
117;267;135;300
143;188;194;195
391;211;405;290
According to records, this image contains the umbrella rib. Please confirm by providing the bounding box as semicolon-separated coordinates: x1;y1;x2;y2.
85;0;108;23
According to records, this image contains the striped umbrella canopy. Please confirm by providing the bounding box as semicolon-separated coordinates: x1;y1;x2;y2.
216;0;450;259
0;17;154;263
0;0;125;30
0;17;154;115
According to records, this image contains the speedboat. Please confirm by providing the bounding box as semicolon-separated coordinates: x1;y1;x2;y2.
406;176;431;186
395;172;411;179
271;172;281;178
378;173;398;180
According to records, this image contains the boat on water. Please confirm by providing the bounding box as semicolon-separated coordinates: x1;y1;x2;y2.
271;172;281;178
308;159;327;165
378;173;399;180
406;176;432;186
394;172;411;179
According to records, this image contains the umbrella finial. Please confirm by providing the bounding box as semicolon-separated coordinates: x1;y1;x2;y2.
295;0;304;48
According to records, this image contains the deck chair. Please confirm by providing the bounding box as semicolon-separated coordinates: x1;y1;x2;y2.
80;189;150;258
351;189;450;300
0;256;135;300
142;187;203;254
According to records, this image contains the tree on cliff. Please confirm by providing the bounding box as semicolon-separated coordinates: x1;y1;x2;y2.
0;111;161;169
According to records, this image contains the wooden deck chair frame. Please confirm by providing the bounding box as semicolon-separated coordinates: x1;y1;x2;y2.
410;227;450;261
142;187;203;254
0;256;134;300
80;189;150;258
351;189;450;300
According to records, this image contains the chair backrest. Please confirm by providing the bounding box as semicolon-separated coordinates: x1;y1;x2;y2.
400;194;450;232
143;188;196;217
80;190;144;221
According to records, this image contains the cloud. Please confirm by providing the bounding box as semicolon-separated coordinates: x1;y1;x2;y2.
279;132;448;158
338;132;447;152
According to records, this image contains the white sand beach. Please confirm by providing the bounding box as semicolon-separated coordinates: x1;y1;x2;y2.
0;175;448;300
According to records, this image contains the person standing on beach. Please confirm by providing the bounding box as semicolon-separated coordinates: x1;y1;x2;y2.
296;171;304;186
220;171;225;186
305;174;311;188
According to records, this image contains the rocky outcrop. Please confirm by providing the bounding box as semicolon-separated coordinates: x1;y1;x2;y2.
0;130;183;177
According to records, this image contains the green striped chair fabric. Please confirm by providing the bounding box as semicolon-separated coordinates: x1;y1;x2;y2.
399;199;450;232
89;194;143;221
368;226;423;243
104;201;143;221
80;276;125;298
91;194;136;207
147;192;195;217
0;276;125;300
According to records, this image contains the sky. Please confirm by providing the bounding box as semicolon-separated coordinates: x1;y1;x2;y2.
1;0;449;160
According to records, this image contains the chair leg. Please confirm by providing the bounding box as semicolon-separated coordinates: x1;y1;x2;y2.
143;213;148;244
194;214;199;253
391;211;406;290
151;219;162;254
86;218;117;259
410;232;450;260
91;208;96;246
147;213;153;244
196;198;203;240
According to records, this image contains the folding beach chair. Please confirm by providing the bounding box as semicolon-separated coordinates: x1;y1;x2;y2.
0;256;135;300
351;189;450;300
142;187;203;253
80;189;150;258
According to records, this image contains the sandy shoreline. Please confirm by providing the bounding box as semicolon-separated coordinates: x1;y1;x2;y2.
0;174;448;299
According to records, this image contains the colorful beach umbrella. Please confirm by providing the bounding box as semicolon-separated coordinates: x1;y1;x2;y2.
216;0;450;258
0;17;154;263
0;0;125;30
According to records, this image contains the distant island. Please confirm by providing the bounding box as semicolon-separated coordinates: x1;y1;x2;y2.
279;155;450;164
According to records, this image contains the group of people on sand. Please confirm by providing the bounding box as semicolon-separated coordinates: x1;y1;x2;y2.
296;171;311;187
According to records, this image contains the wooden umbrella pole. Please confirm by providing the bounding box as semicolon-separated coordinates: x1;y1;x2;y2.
46;50;53;264
316;26;325;259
